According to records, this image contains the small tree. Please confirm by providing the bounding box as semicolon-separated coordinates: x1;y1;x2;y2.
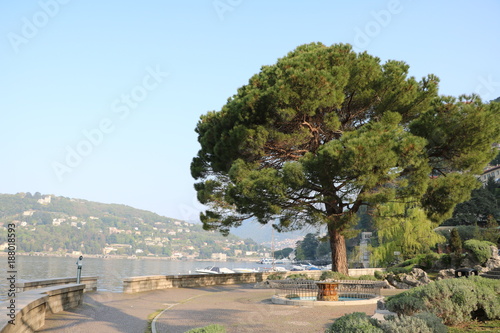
450;228;462;268
372;201;445;265
295;233;319;260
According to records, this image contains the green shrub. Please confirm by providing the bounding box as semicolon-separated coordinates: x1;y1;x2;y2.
320;271;349;281
417;253;441;269
374;270;386;280
399;257;419;267
387;266;413;275
386;276;500;325
267;273;284;280
384;294;426;316
413;312;448;333
325;312;383;333
464;239;494;264
287;273;312;280
357;274;378;281
379;314;441;333
440;253;452;266
185;324;226;333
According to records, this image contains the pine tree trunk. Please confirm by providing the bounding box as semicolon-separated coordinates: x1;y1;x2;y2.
328;225;349;275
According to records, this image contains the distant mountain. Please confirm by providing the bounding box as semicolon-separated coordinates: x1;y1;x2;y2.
0;193;265;258
230;220;314;245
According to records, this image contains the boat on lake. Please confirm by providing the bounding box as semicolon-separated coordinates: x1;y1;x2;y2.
195;266;235;274
258;258;292;265
232;268;260;273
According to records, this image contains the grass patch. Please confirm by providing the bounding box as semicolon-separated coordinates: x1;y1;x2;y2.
145;309;163;333
185;324;226;333
449;320;500;332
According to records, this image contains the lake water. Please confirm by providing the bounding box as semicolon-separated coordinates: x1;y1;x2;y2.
0;255;269;299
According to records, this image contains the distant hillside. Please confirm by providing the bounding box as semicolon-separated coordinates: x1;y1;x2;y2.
0;193;265;258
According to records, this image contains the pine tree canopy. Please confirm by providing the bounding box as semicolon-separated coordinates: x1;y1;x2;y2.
191;42;500;273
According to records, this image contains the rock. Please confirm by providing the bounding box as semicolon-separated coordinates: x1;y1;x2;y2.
436;269;455;280
461;257;476;268
384;268;430;289
253;281;274;288
392;281;412;289
490;246;499;259
377;299;387;310
399;268;430;287
380;280;395;289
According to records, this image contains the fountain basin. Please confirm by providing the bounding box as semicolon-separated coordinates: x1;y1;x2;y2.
271;293;381;307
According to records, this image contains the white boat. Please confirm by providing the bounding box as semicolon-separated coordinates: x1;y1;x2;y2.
270;266;287;272
258;258;274;264
232;268;260;273
290;265;306;271
195;266;235;274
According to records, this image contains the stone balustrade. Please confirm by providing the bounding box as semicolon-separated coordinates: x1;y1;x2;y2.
123;268;385;294
16;276;97;293
0;284;84;333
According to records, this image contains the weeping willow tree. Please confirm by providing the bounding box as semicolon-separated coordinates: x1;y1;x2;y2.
372;201;446;265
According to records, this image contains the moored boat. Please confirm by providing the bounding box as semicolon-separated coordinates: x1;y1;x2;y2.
232;268;260;273
195;266;235;274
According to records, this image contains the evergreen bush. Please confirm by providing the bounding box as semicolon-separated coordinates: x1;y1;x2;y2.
385;276;500;325
325;312;382;333
417;253;440;269
379;314;444;333
413;312;448;333
384;293;425;316
325;312;447;333
267;273;284;280
374;270;386;280
463;239;494;264
320;271;349;281
387;266;413;275
357;274;378;281
287;273;313;280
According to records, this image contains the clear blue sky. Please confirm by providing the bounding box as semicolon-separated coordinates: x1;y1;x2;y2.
1;0;499;223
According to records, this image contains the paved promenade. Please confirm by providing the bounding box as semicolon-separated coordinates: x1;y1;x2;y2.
38;284;377;333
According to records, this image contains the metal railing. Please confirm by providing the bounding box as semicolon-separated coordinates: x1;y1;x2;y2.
272;279;382;300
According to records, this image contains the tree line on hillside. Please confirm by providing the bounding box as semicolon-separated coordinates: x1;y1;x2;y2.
0;193;265;257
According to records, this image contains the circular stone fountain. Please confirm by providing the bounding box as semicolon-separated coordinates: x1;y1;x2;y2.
271;280;382;307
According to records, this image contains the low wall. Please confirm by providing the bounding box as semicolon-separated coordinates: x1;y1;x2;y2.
16;276;97;293
123;269;387;294
0;284;84;333
348;268;385;276
123;272;268;293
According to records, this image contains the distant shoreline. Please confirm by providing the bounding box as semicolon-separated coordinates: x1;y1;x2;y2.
0;252;262;262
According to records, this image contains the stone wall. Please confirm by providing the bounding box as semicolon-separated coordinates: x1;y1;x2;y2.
123;268;385;294
16;276;97;293
123;272;268;293
349;268;385;276
0;284;84;333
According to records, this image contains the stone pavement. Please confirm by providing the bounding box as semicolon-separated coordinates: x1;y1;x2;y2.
38;284;377;333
